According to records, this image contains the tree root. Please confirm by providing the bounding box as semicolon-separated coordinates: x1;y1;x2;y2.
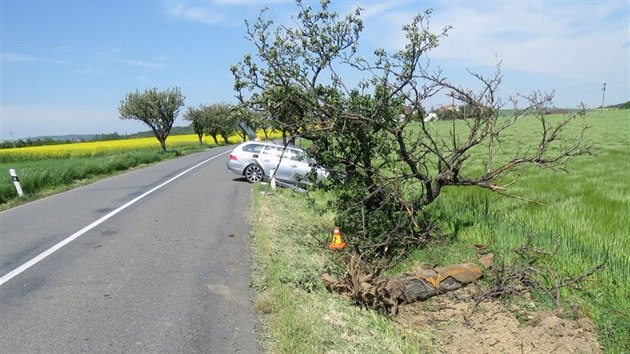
322;254;483;315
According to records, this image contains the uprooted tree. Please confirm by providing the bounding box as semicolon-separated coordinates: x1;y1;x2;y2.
232;0;592;309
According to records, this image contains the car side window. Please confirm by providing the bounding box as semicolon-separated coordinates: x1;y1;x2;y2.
288;149;307;162
242;144;264;153
273;147;285;158
261;146;281;157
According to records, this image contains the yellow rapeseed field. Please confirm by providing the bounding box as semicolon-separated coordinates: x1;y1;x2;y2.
0;131;283;163
0;134;235;162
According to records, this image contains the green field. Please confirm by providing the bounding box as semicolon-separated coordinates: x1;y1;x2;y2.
416;109;629;350
250;109;629;353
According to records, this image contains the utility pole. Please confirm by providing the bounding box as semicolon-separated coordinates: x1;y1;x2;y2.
9;130;16;148
601;83;607;113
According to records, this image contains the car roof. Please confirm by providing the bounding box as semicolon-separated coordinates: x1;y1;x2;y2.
241;141;304;151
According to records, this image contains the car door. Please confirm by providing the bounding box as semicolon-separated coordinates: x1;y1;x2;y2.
258;146;308;185
258;145;283;178
276;148;311;185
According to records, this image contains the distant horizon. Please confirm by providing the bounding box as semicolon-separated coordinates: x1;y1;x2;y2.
2;1;628;140
0;124;193;142
2;104;627;143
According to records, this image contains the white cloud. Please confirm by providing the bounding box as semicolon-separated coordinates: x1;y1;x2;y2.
358;1;628;85
54;46;71;53
94;48;166;69
428;2;627;82
95;48;122;60
213;0;284;6
164;1;283;26
359;2;403;21
166;3;227;25
74;68;106;76
119;58;166;69
1;53;36;62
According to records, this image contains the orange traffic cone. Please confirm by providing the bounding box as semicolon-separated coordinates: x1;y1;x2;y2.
329;227;346;250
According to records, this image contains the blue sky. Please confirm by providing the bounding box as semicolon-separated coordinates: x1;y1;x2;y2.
1;0;628;140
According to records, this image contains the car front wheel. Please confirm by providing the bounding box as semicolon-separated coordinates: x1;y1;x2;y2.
244;164;263;183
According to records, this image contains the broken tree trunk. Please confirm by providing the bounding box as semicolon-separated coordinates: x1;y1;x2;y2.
322;258;484;315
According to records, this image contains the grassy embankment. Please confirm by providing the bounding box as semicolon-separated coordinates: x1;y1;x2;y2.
251;185;437;353
249;109;629;353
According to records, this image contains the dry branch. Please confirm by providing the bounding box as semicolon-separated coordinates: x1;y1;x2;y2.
474;236;607;309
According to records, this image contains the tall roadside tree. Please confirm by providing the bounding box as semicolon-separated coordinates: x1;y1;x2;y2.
232;0;591;262
262;84;311;144
206;103;236;144
248;110;272;139
119;87;185;153
183;105;205;145
202;104;224;145
183;103;236;145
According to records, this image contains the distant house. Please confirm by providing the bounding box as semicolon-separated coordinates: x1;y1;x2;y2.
397;105;437;122
438;104;458;112
397;105;416;122
424;112;438;122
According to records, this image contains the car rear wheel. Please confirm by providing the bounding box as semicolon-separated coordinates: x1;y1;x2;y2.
244;164;263;183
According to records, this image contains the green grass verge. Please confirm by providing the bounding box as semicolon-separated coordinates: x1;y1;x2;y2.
0;144;207;208
250;186;437;353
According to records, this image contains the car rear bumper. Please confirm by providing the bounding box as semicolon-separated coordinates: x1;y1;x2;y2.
227;160;246;175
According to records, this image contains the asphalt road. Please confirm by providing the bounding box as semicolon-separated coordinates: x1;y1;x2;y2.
0;146;260;353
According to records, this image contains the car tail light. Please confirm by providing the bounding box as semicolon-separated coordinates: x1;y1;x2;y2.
230;154;238;160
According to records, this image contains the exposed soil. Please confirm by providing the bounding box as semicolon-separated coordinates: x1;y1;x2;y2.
394;286;602;354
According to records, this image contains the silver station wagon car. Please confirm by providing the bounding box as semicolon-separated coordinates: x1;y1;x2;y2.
227;141;327;188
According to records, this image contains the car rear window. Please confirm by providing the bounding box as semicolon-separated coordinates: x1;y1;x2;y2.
242;144;264;153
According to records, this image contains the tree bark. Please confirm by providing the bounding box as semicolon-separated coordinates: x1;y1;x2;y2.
159;139;167;153
322;261;483;314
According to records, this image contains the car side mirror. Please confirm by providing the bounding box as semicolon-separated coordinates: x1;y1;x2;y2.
253;154;259;158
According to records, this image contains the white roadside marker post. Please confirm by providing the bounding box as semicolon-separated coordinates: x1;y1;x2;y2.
9;169;24;197
270;169;276;190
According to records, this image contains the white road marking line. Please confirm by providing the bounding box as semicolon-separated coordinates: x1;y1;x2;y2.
0;151;229;286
